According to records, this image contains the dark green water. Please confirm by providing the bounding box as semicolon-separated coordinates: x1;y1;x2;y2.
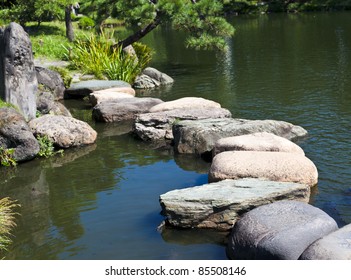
1;12;350;259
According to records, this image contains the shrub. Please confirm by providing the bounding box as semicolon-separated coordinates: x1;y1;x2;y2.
69;34;152;83
78;16;95;30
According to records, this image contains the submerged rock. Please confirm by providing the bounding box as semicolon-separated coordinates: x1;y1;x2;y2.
0;107;39;162
209;151;318;187
134;107;232;142
227;200;338;260
160;178;310;231
29;115;97;148
173;118;308;156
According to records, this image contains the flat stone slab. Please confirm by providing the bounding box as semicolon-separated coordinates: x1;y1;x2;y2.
213;132;305;157
209;151;318;187
300;224;351;260
173;118;308;156
134;108;232;142
92;97;163;122
160;178;310;231
65;80;131;98
89;87;136;106
149;97;221;113
227;200;338;260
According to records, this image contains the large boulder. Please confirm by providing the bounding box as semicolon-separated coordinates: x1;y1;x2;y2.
89;87;136;106
160;178;310;231
0;107;39;162
37;92;72;117
213;132;305;157
149;97;221;113
92;97;163;122
209;151;318;187
173;118;308;156
0;22;37;120
227;200;338;260
65;80;131;98
299;224;351;260
29;115;97;148
35;66;65;100
134;108;232;142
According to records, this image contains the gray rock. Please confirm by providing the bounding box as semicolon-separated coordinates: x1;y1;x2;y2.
92;97;163;122
37;92;72;117
209;151;318;187
134;108;232;142
29;115;97;148
160;178;310;231
133;74;159;89
35;66;65;100
173;118;308;156
65;80;131;98
142;67;174;85
0;107;39;162
300;224;351;260
0;22;37;120
227;200;338;260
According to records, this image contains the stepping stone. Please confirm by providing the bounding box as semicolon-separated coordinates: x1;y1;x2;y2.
227;200;338;260
209;151;318;187
149;97;221;112
160;178;310;231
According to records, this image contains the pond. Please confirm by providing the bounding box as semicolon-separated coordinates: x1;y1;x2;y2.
1;12;350;259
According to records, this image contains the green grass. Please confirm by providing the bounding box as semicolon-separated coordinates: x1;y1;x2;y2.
0;197;19;253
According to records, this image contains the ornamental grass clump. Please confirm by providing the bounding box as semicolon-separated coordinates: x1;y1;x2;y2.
68;34;152;84
0;197;19;252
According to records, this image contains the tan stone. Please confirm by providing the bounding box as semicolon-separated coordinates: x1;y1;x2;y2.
209;151;318;187
89;91;135;106
149;97;221;112
213;132;305;156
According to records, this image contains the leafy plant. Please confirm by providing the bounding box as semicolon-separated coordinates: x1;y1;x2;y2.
68;34;152;83
0;147;17;167
36;135;63;158
78;16;95;30
0;197;19;253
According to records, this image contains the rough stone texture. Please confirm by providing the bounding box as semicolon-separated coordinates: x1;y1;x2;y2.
133;74;159;89
0;107;39;162
227;200;338;260
35;66;65;100
299;224;351;260
37;92;72;117
29;115;97;148
0;22;37;120
160;178;310;231
65;80;131;98
149;97;221;113
209;151;318;187
173;118;308;156
89;87;136;106
134;108;232;142
92;97;163;122
213;132;305;157
142;67;174;85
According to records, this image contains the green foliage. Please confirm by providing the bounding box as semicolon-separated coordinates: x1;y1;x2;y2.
68;34;151;83
0;147;17;167
0;197;19;252
49;66;72;88
0;99;17;110
36;135;64;158
78;16;95;30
